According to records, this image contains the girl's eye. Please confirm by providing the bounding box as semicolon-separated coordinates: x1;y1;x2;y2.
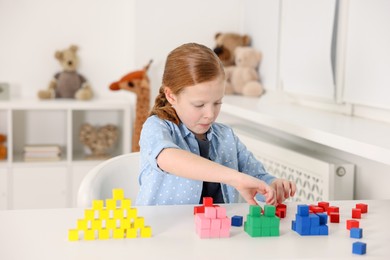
194;104;204;108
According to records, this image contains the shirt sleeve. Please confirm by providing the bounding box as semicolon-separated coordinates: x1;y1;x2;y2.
139;116;180;172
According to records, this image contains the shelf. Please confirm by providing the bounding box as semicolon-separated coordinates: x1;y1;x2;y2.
221;95;390;165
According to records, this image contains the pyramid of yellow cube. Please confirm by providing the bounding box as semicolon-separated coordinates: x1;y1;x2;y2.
68;188;152;241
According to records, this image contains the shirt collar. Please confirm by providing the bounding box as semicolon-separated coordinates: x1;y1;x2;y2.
178;122;214;141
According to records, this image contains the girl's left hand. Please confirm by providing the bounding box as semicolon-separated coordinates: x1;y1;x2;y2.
270;179;296;205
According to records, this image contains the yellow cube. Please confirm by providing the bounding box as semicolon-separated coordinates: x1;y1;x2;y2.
106;199;116;210
121;218;130;229
106;219;116;229
140;226;152;238
99;209;109;220
92;200;104;210
98;228;110;240
126;227;137;238
113;228;125;239
114;209;124;219
84;209;95;220
121;199;131;210
134;217;144;228
112;189;124;200
68;229;79;241
77;219;88;230
91;219;102;229
84;229;95;241
127;208;137;219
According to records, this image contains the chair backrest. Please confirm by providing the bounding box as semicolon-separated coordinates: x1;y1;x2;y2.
77;152;140;208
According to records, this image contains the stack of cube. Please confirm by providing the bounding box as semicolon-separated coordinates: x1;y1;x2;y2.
292;204;328;236
244;204;280;237
194;197;231;239
68;188;152;241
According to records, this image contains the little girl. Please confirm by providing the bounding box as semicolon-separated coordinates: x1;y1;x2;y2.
136;43;295;206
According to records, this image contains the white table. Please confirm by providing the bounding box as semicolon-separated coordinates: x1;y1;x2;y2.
0;200;388;259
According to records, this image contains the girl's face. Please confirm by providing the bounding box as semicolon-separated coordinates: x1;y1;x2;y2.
165;77;225;139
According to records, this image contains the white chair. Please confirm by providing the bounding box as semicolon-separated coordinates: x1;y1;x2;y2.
77;152;140;208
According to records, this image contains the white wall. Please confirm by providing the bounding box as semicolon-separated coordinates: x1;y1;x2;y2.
0;0;242;100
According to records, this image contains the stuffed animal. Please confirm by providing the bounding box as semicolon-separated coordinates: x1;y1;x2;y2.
38;45;93;100
213;32;251;67
79;123;118;159
0;134;6;160
225;46;264;97
109;60;152;152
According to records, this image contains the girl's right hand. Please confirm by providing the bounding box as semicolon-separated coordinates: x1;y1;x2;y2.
234;174;275;205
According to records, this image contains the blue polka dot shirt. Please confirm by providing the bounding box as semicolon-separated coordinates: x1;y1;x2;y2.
135;115;276;206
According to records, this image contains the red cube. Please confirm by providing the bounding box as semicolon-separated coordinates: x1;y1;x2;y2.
329;212;340;223
346;219;359;230
352;208;362;219
356;203;368;213
327;206;339;215
318;201;330;211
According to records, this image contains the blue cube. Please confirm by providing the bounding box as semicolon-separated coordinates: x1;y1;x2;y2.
350;228;363;239
231;215;243;227
352;242;367;255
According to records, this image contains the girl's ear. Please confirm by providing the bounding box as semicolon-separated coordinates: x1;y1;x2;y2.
164;87;176;105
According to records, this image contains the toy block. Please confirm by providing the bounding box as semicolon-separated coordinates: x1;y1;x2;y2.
121;199;131;209
98;228;110;240
327;206;339;215
210;229;220;238
106;218;116;229
194;205;204;215
261;227;270;236
221;217;230;229
197;228;211;239
216;207;226;218
114;208;124;219
113;228;125;239
84;229;95;240
329;212;340;223
91;219;102;229
310;205;325;213
84;209;95;220
346;219;359;230
99;209;109;220
203;197;213;207
211;218;221;230
231;215;243;227
106;199;116;210
276;207;286;218
246;215;261;228
318;201;330;211
126;227;137;238
112;188;124;200
309;214;320;227
219;228;230;238
317;213;328;225
77;219;88;230
318;225;328;235
297;205;309;217
134;217;145;228
92;200;104;210
68;229;79;241
352;208;362;219
295;215;310;235
270;217;280;228
350;227;363;239
140;226;152;238
127;208;137;219
356;203;368;213
205;206;217;219
264;205;276;217
352;241;366;255
195;214;211;229
310;226;320;235
292;220;296;231
270;227;280;236
121;218;131;229
249;205;262;217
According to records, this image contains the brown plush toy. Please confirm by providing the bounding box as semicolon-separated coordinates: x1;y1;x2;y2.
109;60;152;152
225;46;264;97
38;45;93;100
213;32;251;67
0;134;7;160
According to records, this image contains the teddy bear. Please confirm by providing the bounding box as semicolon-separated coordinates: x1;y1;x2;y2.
109;60;152;152
0;134;7;160
213;32;252;67
224;46;264;97
38;45;93;100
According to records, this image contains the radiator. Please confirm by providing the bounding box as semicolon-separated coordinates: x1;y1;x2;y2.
233;127;355;202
